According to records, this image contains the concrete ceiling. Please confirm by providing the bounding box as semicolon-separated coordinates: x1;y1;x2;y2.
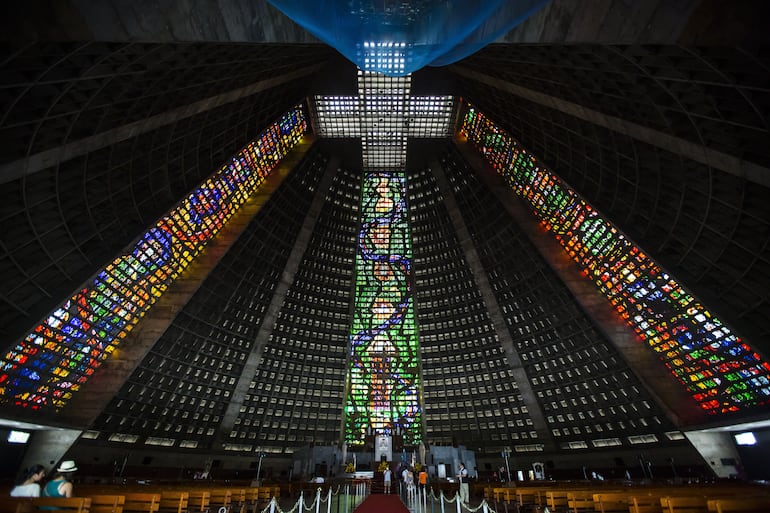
3;0;768;46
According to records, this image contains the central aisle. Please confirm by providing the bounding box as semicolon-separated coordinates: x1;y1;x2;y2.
354;494;410;513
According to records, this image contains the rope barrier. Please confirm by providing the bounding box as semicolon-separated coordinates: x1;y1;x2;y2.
261;482;498;513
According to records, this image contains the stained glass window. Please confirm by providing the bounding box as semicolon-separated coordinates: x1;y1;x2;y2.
0;106;308;412
346;171;422;445
460;105;770;415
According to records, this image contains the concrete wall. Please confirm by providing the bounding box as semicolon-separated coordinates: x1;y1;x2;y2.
4;0;317;42
498;0;767;45
9;0;767;46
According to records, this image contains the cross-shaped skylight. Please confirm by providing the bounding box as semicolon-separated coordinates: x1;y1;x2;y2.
312;42;454;170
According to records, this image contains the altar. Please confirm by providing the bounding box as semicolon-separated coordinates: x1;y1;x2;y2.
374;434;393;462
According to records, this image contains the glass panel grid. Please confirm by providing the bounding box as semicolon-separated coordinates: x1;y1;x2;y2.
358;41;408;74
314;94;452;140
359;71;411;170
311;63;454;171
314;96;361;137
345;170;421;445
460;105;770;414
407;97;454;137
0;106;308;411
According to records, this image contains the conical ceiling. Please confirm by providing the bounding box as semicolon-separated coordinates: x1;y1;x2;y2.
0;26;769;475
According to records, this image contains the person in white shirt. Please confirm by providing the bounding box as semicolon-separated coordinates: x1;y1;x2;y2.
10;464;46;497
457;462;469;505
405;468;415;499
383;465;392;494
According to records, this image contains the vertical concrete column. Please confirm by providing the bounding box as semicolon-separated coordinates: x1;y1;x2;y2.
216;155;342;444
427;158;554;447
19;428;82;476
684;431;744;478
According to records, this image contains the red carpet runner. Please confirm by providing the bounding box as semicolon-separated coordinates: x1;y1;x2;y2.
354;494;410;513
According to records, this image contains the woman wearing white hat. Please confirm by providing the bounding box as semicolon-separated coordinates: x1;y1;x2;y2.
42;460;77;498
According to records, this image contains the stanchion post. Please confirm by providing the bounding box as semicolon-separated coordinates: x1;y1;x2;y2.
316;488;321;513
327;488;332;513
337;485;341;513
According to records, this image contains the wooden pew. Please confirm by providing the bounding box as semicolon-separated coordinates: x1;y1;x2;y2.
257;488;272;507
516;487;543;509
186;490;210;513
121;493;160;513
489;487;504;502
593;492;630;513
630;494;664;513
243;488;260;512
491;487;517;503
9;497;93;513
227;488;246;513
158;490;189;513
208;489;232;513
88;495;125;513
568;490;599;513
0;497;27;513
660;496;709;513
545;489;570;512
708;497;770;513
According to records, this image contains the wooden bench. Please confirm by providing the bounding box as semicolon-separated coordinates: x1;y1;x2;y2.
244;488;260;511
227;488;246;513
630;494;664;513
545;489;570;511
88;495;125;513
186;490;210;513
488;487;513;503
158;491;189;513
121;493;160;513
9;497;93;513
568;490;599;513
502;488;518;503
593;492;630;513
208;489;232;512
260;487;280;508
516;487;544;509
660;496;709;513
708;497;770;513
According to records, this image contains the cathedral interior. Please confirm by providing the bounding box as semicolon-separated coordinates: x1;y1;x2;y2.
1;0;769;483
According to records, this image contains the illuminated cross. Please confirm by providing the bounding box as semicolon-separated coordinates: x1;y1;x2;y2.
311;42;454;170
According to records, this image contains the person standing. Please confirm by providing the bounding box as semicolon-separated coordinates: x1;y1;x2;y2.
457;462;469;506
10;465;46;497
383;465;392;494
42;460;77;498
405;467;415;499
418;467;428;494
